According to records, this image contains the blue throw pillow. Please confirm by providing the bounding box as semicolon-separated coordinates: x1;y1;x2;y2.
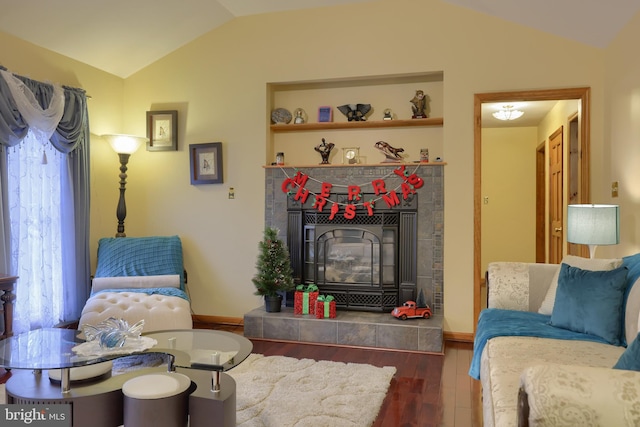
614;332;640;370
621;253;640;346
549;263;629;345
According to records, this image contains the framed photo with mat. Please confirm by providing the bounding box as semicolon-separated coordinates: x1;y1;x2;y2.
146;110;178;151
189;142;223;185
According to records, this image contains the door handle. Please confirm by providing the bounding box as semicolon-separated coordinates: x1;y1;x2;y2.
554;227;562;232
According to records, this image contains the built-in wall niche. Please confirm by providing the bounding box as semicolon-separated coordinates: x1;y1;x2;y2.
266;72;444;166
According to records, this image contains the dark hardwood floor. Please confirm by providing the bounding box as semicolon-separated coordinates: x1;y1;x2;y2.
202;321;483;427
0;321;482;426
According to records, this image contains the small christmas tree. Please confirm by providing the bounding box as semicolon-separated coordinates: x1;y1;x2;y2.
416;288;427;308
252;227;295;297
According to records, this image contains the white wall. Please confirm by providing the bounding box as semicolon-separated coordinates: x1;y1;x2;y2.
604;12;640;259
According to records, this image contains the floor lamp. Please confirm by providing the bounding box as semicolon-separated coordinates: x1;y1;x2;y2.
103;134;148;237
567;204;620;259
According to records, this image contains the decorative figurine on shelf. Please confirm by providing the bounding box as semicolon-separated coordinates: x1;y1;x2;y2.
271;107;292;124
337;103;372;121
391;301;432;320
383;109;393;120
375;140;405;163
314;138;335;164
410;90;429;119
420;148;429;163
293;108;306;124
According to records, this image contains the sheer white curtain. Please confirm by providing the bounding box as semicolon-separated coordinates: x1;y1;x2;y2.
7;132;67;331
1;70;70;332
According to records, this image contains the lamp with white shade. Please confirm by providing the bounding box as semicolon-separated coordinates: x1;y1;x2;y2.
102;134;148;237
567;204;620;259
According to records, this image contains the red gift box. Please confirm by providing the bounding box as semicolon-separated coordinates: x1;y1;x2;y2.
294;284;319;315
315;295;336;319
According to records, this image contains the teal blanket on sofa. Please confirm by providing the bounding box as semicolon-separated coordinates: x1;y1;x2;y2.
468;309;611;380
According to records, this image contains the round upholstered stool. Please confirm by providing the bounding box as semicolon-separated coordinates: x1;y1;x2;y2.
122;372;192;427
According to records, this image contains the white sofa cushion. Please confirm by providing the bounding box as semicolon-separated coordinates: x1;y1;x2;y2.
481;336;624;427
520;364;640;426
538;255;623;315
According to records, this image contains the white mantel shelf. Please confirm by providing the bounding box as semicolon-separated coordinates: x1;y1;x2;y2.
263;162;447;169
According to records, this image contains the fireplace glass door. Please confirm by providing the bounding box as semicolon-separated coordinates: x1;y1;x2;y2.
308;227;396;288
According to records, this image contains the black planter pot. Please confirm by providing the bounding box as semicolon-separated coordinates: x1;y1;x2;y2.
264;295;283;313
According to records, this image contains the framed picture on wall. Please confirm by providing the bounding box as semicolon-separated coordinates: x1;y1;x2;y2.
189;142;223;184
146;110;178;151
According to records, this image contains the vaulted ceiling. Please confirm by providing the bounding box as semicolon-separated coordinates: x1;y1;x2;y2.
1;0;638;78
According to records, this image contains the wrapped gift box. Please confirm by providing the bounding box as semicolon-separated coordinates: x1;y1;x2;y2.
294;284;319;315
315;295;336;319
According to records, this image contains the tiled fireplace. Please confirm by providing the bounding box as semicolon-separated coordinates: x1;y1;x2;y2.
244;163;444;353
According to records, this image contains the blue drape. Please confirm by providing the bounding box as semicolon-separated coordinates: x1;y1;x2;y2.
0;65;91;322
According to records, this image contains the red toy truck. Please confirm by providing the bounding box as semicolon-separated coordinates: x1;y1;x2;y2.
391;301;432;320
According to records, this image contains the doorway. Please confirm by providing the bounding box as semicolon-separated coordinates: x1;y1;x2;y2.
549;126;564;264
473;87;591;329
536;142;545;263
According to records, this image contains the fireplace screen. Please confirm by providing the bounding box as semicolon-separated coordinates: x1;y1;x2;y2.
306;227;396;288
289;206;415;311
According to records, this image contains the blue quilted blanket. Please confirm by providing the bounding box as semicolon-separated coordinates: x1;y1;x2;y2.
94;236;185;290
468;309;611;380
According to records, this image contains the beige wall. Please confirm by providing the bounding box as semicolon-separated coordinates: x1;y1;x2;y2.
481;127;538;271
604;11;640;259
4;0;637;335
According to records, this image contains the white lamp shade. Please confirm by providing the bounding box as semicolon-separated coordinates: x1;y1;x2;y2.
103;134;148;154
567;204;620;245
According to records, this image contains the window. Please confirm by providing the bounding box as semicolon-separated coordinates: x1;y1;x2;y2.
7;130;66;331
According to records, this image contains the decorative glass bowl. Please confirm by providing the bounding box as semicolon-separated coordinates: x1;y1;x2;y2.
82;317;145;349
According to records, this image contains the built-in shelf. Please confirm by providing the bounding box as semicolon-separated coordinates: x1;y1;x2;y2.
270;117;443;132
263;162;446;168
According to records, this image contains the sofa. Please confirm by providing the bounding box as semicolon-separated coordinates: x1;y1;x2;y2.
471;253;640;427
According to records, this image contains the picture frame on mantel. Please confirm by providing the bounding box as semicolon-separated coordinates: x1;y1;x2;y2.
146;110;177;151
189;142;223;185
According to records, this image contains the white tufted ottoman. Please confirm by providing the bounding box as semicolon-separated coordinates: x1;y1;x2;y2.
122;372;192;427
79;291;193;333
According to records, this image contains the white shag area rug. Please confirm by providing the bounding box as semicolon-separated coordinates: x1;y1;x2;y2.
227;354;396;427
0;354;396;427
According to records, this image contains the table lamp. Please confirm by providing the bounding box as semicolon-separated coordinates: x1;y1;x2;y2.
567;204;620;259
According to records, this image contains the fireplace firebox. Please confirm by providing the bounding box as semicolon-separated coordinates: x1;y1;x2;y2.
287;194;417;312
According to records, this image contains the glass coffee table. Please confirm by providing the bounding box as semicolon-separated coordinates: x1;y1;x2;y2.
0;328;252;427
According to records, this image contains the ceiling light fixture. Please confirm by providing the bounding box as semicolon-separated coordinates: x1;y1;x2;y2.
492;105;524;121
